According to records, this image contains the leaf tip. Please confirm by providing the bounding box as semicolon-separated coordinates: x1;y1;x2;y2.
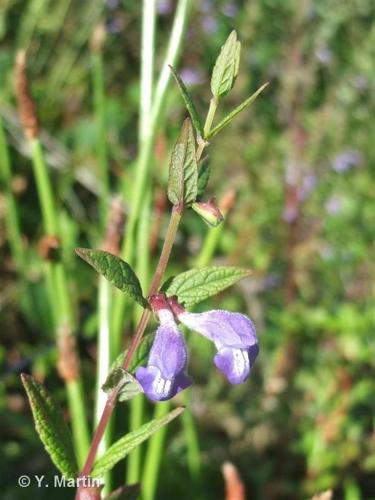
75;247;87;258
20;372;30;385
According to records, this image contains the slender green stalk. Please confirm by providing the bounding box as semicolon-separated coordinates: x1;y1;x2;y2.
90;26;113;491
67;379;91;468
181;407;201;480
0;116;26;271
203;97;218;138
141;403;170;500
91;34;109;228
111;0;192;351
95;276;112;493
0;114;37;322
126;0;156;482
142;97;221;498
95;277;111;435
29;138;90;465
195;220;226;268
78;205;183;486
127;191;152;483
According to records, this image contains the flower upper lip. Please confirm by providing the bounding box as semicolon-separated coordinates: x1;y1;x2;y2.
136;295;259;401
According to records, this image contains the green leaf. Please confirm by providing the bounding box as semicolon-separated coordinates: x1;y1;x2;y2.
92;407;184;478
211;31;241;98
75;248;147;307
166;266;252;307
197;156;210;198
110;333;154;374
167;118;198;206
21;374;78;478
206;83;269;139
102;368;143;402
169;65;204;137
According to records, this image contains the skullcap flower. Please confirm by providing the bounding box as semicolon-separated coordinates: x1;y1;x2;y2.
135;296;192;401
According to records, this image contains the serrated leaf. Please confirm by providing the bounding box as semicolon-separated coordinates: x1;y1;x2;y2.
167;118;198;206
111;333;154;374
169;65;203;137
166;266;252;307
76;249;147;307
197;156;210;198
102;368;143;402
92;407;184;478
21;374;78;478
211;31;241;98
206;83;269;139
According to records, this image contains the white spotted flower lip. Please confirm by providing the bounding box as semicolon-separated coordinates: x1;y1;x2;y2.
135;296;192;401
136;294;258;401
169;298;258;384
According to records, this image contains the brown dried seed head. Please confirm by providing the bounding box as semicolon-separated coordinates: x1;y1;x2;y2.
57;326;80;382
38;234;60;261
219;189;236;214
14;51;39;140
222;461;246;500
102;196;125;255
90;23;106;53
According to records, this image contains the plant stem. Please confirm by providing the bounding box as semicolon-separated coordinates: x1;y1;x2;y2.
141;87;219;499
127;190;152;482
91;24;112;491
67;379;92;468
0;116;26;272
127;0;156;482
91;35;109;229
111;0;191;351
95;277;111;436
203;97;218;138
141;403;170;500
77;205;183;486
29;138;90;465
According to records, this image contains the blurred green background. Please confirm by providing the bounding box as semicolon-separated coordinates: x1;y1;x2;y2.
0;0;374;499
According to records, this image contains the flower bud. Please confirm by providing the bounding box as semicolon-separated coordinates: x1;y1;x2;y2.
192;198;224;227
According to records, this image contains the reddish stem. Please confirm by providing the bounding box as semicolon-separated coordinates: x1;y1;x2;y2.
75;204;183;498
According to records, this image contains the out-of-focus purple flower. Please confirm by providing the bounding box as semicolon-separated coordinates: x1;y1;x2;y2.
222;2;238;17
299;174;317;201
201;0;213;13
282;206;298;224
202;16;218;34
157;0;173;15
106;17;123;34
315;47;333;66
172;304;259;384
351;75;368;91
332;150;361;172
325;196;343;215
179;68;204;86
136;298;191;401
106;0;119;9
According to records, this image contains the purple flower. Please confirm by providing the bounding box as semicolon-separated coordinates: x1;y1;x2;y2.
325;195;343;215
315;47;333;66
135;303;192;401
332;150;361;172
173;306;259;384
179;68;204;86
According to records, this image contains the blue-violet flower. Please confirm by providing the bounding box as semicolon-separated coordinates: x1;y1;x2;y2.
135;295;192;401
169;298;258;384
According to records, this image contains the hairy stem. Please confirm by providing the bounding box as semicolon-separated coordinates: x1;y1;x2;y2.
77;205;183;488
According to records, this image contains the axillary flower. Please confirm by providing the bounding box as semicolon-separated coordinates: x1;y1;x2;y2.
135;295;192;401
136;294;259;401
168;297;259;384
